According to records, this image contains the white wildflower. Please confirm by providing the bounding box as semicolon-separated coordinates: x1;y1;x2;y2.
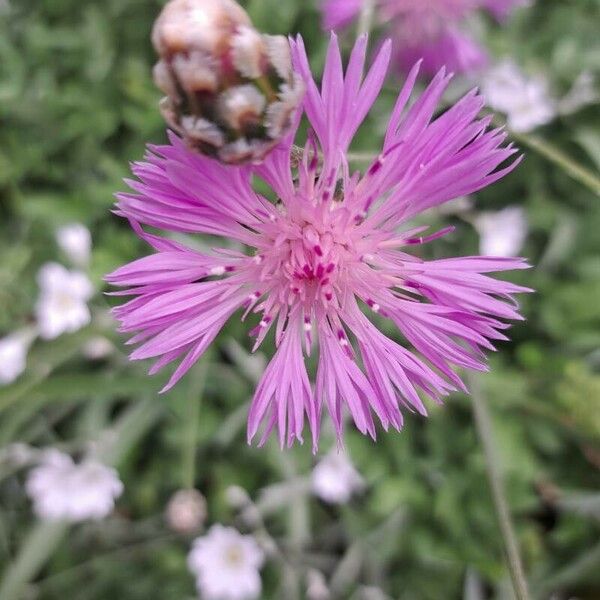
0;330;33;385
482;60;556;132
56;223;92;267
475;206;528;257
26;449;123;522
311;450;365;504
35;263;93;339
188;525;265;600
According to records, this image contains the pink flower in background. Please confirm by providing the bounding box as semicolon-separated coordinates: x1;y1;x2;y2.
321;0;530;76
484;0;530;21
322;0;363;31
107;35;530;450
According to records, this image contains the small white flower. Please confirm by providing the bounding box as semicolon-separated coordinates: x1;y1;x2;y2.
35;263;93;339
25;450;123;522
475;206;528;257
56;223;92;267
0;330;33;385
311;450;365;505
188;525;265;600
482;60;556;132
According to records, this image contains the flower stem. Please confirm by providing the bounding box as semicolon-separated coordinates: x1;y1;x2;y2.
357;0;376;37
182;357;209;490
468;374;531;600
509;130;600;197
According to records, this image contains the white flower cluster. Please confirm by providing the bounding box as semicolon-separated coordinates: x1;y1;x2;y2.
1;223;94;387
25;450;123;522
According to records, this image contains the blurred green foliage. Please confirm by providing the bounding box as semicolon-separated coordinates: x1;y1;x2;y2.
0;0;599;599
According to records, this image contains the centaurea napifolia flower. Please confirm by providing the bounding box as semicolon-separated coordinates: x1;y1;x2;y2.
108;35;530;450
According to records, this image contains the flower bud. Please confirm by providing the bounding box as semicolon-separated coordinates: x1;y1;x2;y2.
165;489;207;534
152;0;304;164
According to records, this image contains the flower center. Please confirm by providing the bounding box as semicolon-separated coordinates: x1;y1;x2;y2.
257;213;358;309
224;544;244;567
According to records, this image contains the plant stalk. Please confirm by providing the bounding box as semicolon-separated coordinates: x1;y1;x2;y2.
357;0;376;37
468;374;531;600
510;130;600;197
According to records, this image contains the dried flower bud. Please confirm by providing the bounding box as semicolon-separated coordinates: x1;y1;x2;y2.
165;489;207;534
152;0;304;164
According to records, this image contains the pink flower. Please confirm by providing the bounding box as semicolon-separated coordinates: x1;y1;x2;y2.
321;0;363;31
107;35;530;450
321;0;529;76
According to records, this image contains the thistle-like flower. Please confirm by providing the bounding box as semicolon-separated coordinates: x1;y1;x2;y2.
152;0;304;164
321;0;530;76
107;35;530;450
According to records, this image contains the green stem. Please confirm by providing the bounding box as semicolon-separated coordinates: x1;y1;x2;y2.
357;0;376;37
0;522;67;600
182;359;209;489
468;374;531;600
509;130;600;197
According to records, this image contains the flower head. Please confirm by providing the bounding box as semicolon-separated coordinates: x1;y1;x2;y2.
36;263;93;339
188;525;265;600
321;0;529;76
108;35;530;450
312;450;365;504
25;450;123;522
152;0;304;164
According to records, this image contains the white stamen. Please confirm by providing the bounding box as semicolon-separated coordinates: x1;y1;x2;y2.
210;266;226;276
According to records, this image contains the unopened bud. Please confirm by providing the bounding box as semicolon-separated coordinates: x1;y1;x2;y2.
152;0;304;164
165;489;207;534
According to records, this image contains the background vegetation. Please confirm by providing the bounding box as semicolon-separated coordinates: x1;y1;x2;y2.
0;0;599;598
